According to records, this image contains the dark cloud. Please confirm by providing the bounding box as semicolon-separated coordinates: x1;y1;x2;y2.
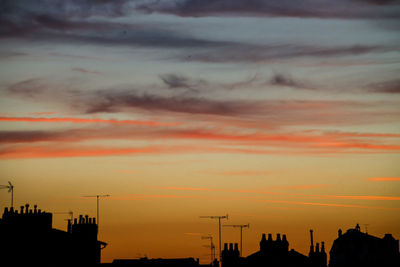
6;78;47;97
0;130;63;143
160;74;191;89
83;90;261;115
159;73;207;92
269;73;309;89
1;0;395;62
181;44;391;63
72;67;101;75
136;0;400;19
367;80;400;93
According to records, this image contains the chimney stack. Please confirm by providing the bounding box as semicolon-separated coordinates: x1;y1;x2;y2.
268;233;272;241
309;230;314;254
276;233;281;241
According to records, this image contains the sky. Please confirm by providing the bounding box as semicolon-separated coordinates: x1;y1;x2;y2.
0;0;400;263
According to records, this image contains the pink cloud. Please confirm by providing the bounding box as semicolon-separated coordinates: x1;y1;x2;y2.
367;177;400;181
0;116;180;126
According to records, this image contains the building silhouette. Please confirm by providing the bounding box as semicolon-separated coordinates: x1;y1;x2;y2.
329;224;400;267
106;257;205;267
221;232;327;267
0;204;106;266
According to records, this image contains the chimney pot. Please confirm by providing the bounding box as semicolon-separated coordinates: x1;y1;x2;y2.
20;206;24;213
268;233;272;241
34;205;37;214
282;234;287;241
277;233;281;241
25;204;29;214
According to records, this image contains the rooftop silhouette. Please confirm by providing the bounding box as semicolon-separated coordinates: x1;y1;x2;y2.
1;204;399;267
0;204;106;266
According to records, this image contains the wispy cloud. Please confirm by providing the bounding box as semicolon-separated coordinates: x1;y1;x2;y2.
72;68;101;75
0;116;179;126
366;79;400;94
106;192;400;211
269;73;313;90
367;177;400;181
136;0;400;19
163;186;400;201
113;170;137;174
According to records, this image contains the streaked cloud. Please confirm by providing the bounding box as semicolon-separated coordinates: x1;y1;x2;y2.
0;116;179;126
367;177;400;181
136;0;400;19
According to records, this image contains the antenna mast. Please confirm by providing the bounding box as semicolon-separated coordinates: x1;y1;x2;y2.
223;224;249;257
200;214;228;260
83;194;110;228
202;235;215;263
0;181;14;208
54;211;74;221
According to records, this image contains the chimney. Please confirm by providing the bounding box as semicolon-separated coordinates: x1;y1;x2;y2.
25;204;29;214
261;233;266;241
93;217;96;225
234;243;239;252
316;243;320;253
85;215;89;224
224;243;228;251
10;207;14;213
276;234;281;241
20;205;24;214
74;218;78;225
67;219;72;233
4;207;8;214
229;243;233;251
282;234;287;242
89;218;92;224
79;215;83;224
268;233;272;241
338;229;342;237
34;205;37;214
321;242;325;253
309;230;314;254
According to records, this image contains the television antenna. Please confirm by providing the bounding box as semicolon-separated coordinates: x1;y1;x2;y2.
0;181;14;208
223;224;249;257
202;235;216;263
83;194;110;228
54;211;74;221
200;214;228;259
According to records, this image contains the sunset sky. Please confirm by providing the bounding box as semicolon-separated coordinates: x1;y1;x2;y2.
0;0;400;263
